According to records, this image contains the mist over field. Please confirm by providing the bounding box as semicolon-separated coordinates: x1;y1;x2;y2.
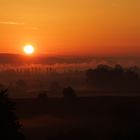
0;53;140;66
0;53;140;99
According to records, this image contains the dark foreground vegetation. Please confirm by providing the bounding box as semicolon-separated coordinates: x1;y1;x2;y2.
0;64;140;140
0;89;140;140
14;96;140;140
0;90;25;140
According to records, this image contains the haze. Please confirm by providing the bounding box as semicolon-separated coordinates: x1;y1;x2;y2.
0;0;140;56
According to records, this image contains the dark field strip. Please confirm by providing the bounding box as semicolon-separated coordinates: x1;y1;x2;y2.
13;96;140;140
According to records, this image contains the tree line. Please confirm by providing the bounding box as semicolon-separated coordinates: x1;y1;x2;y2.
86;64;140;92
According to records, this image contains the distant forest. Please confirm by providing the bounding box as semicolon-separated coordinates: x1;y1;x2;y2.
0;63;140;98
86;64;140;93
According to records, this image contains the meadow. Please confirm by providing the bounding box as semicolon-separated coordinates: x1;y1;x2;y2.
14;96;140;140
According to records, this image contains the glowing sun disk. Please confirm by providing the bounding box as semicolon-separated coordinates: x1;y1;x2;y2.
23;45;34;55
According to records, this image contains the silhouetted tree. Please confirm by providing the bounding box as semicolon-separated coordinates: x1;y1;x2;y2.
86;64;140;93
63;87;77;100
86;65;113;89
0;89;25;140
37;90;48;101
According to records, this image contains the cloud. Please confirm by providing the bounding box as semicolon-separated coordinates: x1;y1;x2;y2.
0;21;39;30
0;21;25;25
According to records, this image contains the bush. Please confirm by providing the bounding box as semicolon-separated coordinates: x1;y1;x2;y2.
63;87;77;100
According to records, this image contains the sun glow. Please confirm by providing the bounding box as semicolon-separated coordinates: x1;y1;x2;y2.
23;45;34;55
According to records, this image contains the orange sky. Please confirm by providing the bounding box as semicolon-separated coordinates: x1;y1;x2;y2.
0;0;140;56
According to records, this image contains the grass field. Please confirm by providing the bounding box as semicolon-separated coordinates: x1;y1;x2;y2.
14;96;140;140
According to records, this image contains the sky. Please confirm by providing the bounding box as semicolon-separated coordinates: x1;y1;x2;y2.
0;0;140;56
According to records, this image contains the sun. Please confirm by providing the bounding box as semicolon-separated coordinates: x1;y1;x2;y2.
23;45;34;55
